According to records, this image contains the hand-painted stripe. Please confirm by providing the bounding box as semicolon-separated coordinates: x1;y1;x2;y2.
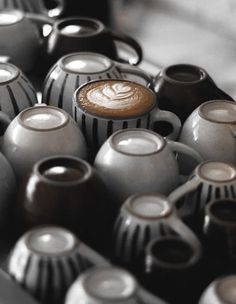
58;74;68;109
17;81;34;106
6;85;19;116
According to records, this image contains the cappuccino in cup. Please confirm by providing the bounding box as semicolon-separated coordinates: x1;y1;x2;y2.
73;79;181;153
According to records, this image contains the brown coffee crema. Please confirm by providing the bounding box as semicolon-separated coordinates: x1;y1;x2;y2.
77;80;156;118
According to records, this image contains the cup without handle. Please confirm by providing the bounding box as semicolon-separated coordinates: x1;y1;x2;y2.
106;29;143;65
150;109;181;141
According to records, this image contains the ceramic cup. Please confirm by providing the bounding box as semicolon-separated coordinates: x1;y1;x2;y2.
1;104;87;179
43;52;153;116
0;0;64;18
73;79;181;153
0;62;37;119
17;155;115;253
113;193;201;267
65;266;166;304
0;10;53;73
199;275;236;304
169;161;236;219
154;63;233;123
8;226;109;304
46;17;143;67
94;128;203;206
179;100;236;165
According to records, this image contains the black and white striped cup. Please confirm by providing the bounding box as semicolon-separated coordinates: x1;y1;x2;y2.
73;79;181;154
43;52;153;116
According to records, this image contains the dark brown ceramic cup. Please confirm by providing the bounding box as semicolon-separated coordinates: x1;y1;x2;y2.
154;64;234;122
16;155;116;253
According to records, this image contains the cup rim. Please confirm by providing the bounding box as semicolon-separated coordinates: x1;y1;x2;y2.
0;62;20;85
34;155;93;187
0;9;24;26
125;192;173;220
205;199;236;228
59;52;114;75
73;79;157;120
146;236;200;270
54;17;104;37
109;128;166;157
198;100;236;124
196;160;236;183
24;225;79;256
17;105;70;132
162;63;207;85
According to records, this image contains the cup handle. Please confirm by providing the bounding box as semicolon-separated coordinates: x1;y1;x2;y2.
79;242;110;267
116;62;154;88
151;109;181;141
106;29;142;65
26;13;54;41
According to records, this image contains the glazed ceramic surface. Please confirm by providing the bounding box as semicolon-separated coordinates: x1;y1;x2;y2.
2;105;87;179
179;100;236;164
94;128;202;206
43;52;153;116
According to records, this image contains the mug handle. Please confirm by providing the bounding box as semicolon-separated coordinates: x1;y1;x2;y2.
106;29;143;65
151;109;181;141
25;13;54;41
116;62;154;88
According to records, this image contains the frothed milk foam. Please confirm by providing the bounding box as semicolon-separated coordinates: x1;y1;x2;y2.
77;80;156;118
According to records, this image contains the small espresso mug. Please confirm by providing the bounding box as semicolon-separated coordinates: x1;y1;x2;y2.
43;52;153;116
94;128;202;206
46;17;143;67
154;63;233;123
73;79;181;153
179;100;236;165
169;161;236;219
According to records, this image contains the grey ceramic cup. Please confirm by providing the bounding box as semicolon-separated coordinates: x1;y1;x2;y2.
0;0;65;18
73;79;181;153
43;52;153;116
8;226;109;304
0;62;37;119
0;9;53;73
199;275;236;304
169;161;236;218
179;100;236;165
1;104;87;179
65;266;167;304
94;128;203;206
113;193;201;265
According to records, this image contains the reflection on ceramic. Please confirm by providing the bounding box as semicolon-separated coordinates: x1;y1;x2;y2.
1;105;87;179
154;64;233;122
43;52;152;116
113;193;201;266
179;100;236;165
8;226;109;304
199;275;236;304
169;161;236;218
94;128;202;206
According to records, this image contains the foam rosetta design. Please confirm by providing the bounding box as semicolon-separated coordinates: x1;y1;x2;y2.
87;83;138;109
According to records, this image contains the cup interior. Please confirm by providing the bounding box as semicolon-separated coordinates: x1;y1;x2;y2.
209;200;236;222
84;267;136;300
165;64;205;83
199;101;236;123
61;53;112;74
216;275;236;304
26;226;76;255
198;161;236;182
58;18;101;36
0;10;23;25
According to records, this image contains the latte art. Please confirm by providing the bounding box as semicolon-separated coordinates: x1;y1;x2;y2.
77;80;155;118
87;83;138;110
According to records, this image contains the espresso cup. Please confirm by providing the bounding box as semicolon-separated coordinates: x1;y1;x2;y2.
43;52;153;116
46;17;143;67
0;10;53;73
1;105;87;179
179;100;236;165
94;129;203;207
1;0;65;18
8;226;109;304
154;63;233;123
113;193;201;268
199;275;236;304
73;79;181;153
169;161;236;219
0;62;37;119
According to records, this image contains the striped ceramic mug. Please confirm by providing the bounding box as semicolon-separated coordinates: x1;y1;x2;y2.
73;79;181;154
